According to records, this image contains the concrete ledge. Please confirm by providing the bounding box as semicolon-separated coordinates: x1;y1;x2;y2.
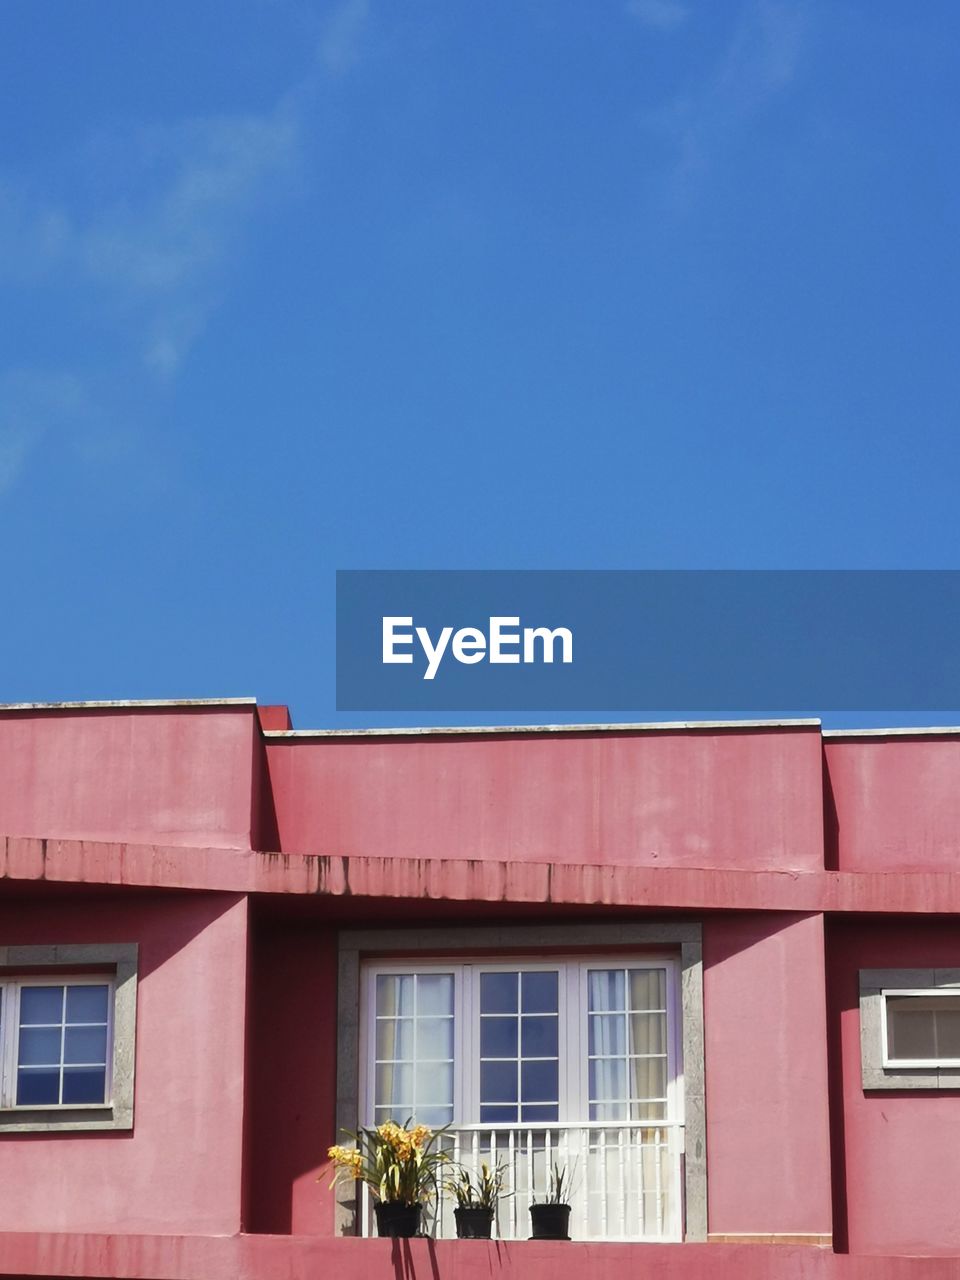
1;1232;960;1280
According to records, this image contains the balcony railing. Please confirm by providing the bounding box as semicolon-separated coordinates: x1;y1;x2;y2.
360;1122;683;1242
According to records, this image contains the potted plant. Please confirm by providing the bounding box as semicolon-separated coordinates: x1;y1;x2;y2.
446;1160;506;1239
529;1162;573;1240
327;1119;450;1237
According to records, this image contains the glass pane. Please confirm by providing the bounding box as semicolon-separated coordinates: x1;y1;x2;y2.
630;1011;667;1055
481;1016;518;1058
376;1017;414;1061
481;1060;518;1104
937;1008;960;1058
481;972;518;1014
17;1067;59;1105
62;1067;107;1104
521;971;558;1014
18;1027;61;1066
417;1017;454;1060
19;986;64;1026
887;1002;936;1059
521;1015;558;1057
416;1105;454;1127
590;1058;626;1103
415;1061;453;1108
629;1055;667;1101
629;969;666;1011
630;1098;668;1121
480;1104;517;1124
64;1025;108;1066
590;1099;627;1122
521;1059;558;1103
376;975;414;1018
588;970;625;1013
521;1103;559;1123
65;985;109;1023
589;1013;626;1056
417;974;454;1017
375;1062;413;1108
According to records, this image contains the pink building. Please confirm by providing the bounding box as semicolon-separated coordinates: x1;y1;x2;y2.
1;698;959;1278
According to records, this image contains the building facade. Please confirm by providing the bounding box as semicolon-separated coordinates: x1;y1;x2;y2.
0;698;959;1278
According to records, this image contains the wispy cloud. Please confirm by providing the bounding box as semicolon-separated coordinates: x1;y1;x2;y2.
319;0;370;75
0;370;99;495
647;0;808;205
625;0;689;32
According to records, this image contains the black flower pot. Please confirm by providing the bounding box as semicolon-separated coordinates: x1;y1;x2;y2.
454;1206;494;1239
529;1203;572;1240
374;1201;422;1238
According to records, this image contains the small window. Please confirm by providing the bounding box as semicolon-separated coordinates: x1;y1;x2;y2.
2;979;113;1108
883;989;960;1068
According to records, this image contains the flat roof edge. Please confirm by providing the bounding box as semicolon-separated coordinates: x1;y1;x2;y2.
265;717;822;740
0;698;258;713
824;726;960;740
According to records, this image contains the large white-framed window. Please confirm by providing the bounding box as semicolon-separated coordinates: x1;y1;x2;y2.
361;956;682;1130
0;977;114;1109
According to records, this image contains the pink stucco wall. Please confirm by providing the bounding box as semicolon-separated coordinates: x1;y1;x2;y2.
0;892;249;1235
266;728;824;871
704;912;833;1239
0;707;259;849
825;736;960;872
828;918;960;1256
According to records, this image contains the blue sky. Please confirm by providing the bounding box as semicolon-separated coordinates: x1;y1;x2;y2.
1;1;958;729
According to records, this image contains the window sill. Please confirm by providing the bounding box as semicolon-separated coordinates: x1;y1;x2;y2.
0;1103;131;1132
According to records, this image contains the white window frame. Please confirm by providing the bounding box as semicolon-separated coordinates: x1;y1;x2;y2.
881;987;960;1069
359;954;683;1129
0;976;116;1111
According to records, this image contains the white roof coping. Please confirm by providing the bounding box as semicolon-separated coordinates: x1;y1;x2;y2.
265;717;822;740
823;726;960;739
0;698;257;713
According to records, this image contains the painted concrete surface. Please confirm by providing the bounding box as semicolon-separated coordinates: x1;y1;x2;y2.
0;893;249;1235
0;706;259;850
825;735;960;872
265;727;825;871
704;913;833;1240
829;918;960;1257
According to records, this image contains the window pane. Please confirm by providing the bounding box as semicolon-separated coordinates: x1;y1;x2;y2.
521;1015;558;1057
630;1055;667;1101
937;1008;960;1058
590;1100;627;1122
62;1067;107;1104
415;1061;453;1108
64;1026;108;1066
590;1058;626;1103
417;1017;454;1060
521;1103;559;1123
17;1068;59;1105
19;986;64;1026
521;1059;558;1103
481;1060;518;1104
416;1105;454;1127
417;974;454;1017
376;1017;414;1061
589;1013;626;1056
18;1027;61;1066
376;975;414;1017
480;1104;517;1124
375;1062;413;1109
481;972;518;1014
630;1012;667;1055
65;985;109;1023
630;1098;668;1121
887;1001;937;1059
629;969;666;1011
588;970;625;1013
521;971;558;1014
481;1016;518;1058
